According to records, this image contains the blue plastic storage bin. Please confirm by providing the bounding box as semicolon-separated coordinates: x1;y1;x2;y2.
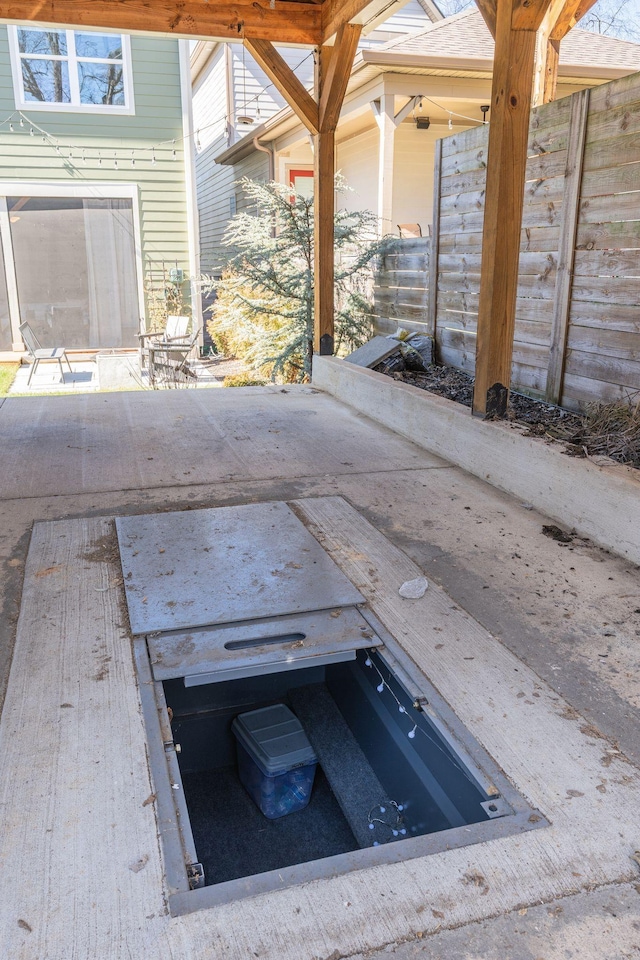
232;703;317;819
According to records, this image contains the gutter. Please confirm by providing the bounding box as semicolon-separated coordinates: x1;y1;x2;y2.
360;48;640;81
253;137;275;180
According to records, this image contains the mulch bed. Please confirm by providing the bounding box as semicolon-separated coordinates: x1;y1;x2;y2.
381;364;640;470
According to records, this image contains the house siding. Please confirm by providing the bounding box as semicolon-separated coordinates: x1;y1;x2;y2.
194;45;271;276
0;28;190;291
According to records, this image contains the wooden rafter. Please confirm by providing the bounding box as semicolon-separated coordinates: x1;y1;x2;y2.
0;0;322;45
532;0;598;104
321;0;376;42
244;39;319;134
551;0;598;38
475;0;497;38
319;23;362;131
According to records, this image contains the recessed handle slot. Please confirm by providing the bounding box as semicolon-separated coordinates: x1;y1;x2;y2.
224;632;306;651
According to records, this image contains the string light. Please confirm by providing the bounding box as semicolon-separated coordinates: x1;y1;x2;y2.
363;651;482;788
113;151;118;170
367;800;407;845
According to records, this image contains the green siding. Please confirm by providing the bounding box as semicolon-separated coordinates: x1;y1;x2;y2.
0;29;190;288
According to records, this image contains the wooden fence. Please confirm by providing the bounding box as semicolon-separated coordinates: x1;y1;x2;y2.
373;70;640;410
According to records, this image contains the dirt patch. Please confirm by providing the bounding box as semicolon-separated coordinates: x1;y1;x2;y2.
381;364;640;469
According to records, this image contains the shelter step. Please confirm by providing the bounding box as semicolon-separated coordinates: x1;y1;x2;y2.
288;683;388;849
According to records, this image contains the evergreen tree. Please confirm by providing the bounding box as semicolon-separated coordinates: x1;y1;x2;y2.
207;178;387;382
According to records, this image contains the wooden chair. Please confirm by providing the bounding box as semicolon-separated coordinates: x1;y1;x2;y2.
148;328;201;387
19;321;72;386
397;223;422;239
138;315;190;371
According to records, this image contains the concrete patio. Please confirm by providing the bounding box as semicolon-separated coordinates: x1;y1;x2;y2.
0;383;638;959
8;353;249;394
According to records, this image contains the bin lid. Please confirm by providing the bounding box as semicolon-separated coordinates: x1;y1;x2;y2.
232;703;317;777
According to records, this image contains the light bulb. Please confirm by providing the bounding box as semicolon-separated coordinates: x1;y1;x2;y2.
408;725;417;739
397;804;404;812
400;828;407;835
398;705;405;713
9;123;13;132
392;829;398;836
365;657;372;667
377;682;384;693
448;115;453;130
380;806;386;813
368;822;374;830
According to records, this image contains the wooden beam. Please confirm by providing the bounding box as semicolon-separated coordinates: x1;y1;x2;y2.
512;0;556;31
475;0;497;38
551;0;599;38
0;0;322;45
318;22;362;132
472;0;553;417
244;39;319;135
321;0;375;42
532;0;596;105
546;88;589;404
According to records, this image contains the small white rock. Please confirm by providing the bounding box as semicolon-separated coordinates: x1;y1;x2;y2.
399;577;428;599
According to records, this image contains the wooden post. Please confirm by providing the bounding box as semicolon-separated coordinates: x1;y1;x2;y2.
545;87;589;404
472;0;550;417
313;24;361;355
426;138;442;340
314;124;336;354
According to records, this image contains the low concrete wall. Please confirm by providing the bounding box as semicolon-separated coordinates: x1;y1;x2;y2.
313;356;640;567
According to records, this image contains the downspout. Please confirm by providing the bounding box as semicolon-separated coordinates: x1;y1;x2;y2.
253;137;276;239
253;136;275;181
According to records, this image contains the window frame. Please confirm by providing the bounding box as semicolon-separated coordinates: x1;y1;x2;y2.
8;26;135;115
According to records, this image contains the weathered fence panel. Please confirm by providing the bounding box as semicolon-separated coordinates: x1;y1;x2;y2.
372;236;430;336
372;69;640;411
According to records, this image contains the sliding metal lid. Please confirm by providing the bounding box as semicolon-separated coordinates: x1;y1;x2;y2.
147;607;382;684
116;502;364;636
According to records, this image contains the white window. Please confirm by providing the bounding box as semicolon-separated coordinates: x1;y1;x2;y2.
8;26;134;114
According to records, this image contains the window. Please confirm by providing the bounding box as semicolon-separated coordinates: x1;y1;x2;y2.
8;26;134;113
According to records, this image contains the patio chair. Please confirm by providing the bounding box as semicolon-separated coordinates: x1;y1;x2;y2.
138;315;190;371
148;328;201;387
19;321;72;386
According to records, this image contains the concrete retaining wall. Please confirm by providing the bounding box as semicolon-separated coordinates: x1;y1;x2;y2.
313;356;640;567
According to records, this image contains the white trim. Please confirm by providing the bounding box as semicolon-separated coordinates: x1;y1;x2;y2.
8;26;135;115
0;198;23;349
178;39;202;331
0;181;146;325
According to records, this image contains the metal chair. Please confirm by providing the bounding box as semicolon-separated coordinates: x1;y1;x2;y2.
19;321;72;386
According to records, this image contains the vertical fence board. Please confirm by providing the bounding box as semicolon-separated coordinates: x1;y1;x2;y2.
545;88;590;404
427;138;442;338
